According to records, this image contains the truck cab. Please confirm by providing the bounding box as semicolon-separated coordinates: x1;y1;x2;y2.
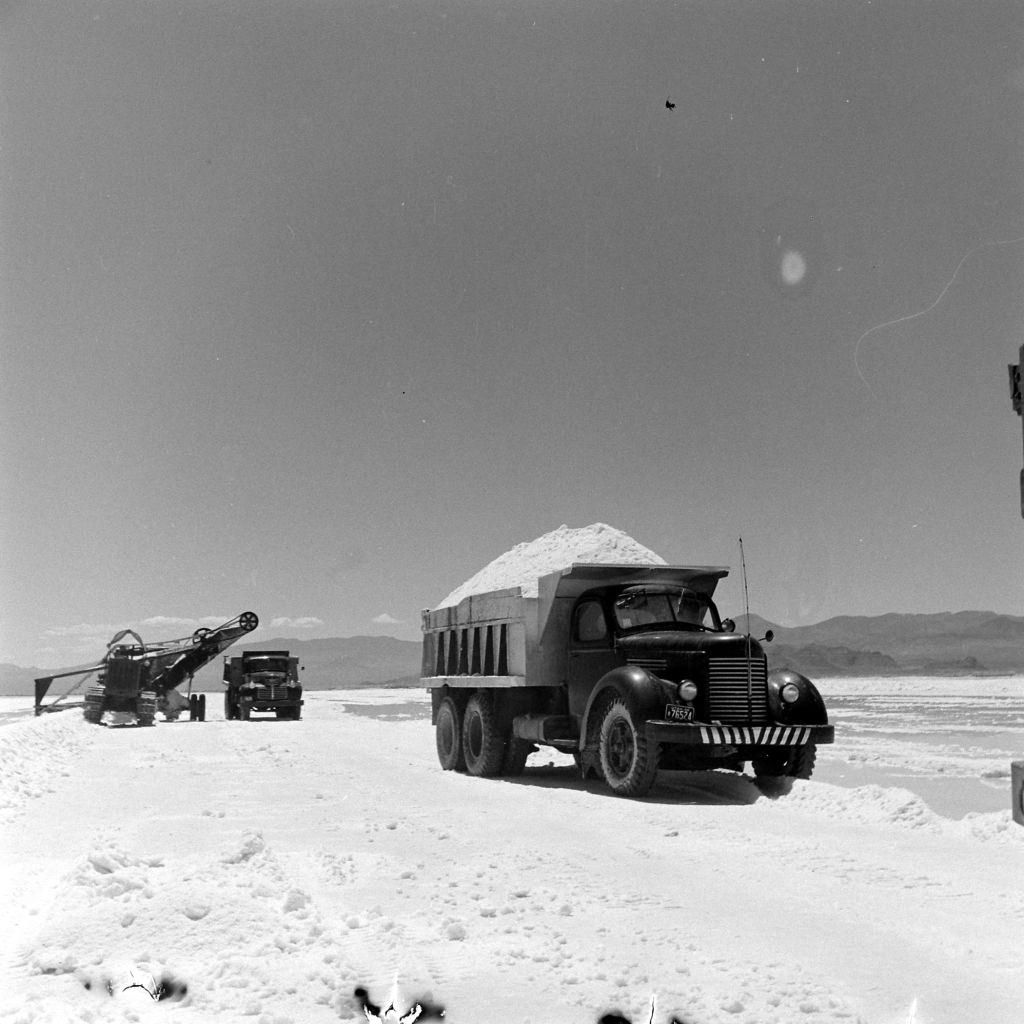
223;651;303;721
567;583;731;721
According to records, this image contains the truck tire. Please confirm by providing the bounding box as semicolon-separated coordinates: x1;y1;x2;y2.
198;694;206;722
598;698;658;797
752;741;817;793
788;741;817;779
224;692;234;720
502;739;533;777
461;691;506;777
436;695;466;772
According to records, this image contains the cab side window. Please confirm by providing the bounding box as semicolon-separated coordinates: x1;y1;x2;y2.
574;600;608;643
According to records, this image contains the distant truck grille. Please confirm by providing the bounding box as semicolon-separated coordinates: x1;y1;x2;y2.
252;682;286;701
707;657;769;724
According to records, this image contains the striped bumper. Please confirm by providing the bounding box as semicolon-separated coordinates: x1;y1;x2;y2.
646;721;834;746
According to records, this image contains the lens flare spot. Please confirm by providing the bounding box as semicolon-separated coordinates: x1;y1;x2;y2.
780;249;806;285
757;198;822;298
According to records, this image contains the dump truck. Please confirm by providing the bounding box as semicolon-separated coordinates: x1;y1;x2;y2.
223;650;303;721
34;612;259;725
421;563;834;797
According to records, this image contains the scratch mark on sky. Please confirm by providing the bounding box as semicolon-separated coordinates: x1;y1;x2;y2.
853;234;1024;390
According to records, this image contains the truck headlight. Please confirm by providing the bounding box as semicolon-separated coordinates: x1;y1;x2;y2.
677;680;698;702
781;683;801;704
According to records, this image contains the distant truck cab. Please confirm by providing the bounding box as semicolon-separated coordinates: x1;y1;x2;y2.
421;563;834;797
223;651;303;721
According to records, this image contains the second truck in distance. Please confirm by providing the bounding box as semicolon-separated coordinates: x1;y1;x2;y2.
421;563;834;797
223;650;304;721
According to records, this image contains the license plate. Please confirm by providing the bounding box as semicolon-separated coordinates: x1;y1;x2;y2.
665;703;694;723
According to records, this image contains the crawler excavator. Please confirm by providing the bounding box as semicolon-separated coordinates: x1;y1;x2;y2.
34;612;259;725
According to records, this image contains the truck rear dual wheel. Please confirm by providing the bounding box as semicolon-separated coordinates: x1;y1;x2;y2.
598;698;659;797
461;692;506;777
436;695;466;771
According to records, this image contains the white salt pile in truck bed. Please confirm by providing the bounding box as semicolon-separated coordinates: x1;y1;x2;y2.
437;523;666;607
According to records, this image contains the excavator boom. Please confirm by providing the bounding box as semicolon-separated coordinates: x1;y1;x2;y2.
146;612;260;695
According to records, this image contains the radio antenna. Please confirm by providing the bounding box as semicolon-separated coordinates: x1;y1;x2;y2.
739;537;754;718
739;537;751;631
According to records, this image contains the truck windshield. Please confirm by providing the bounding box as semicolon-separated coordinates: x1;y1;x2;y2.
613;587;716;631
246;658;289;674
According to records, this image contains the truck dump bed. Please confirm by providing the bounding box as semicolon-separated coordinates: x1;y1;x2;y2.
422;586;541;687
421;562;728;690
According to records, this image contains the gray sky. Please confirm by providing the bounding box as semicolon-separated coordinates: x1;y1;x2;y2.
3;0;1024;667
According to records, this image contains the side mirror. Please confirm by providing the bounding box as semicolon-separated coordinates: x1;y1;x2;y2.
721;618;735;633
760;629;775;643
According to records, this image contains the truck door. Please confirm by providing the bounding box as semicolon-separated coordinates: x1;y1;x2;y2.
566;597;618;722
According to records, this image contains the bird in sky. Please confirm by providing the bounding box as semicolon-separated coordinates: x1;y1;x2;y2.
665;98;676;110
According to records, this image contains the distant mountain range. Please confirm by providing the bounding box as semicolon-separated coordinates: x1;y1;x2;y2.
4;610;1023;699
735;610;1024;677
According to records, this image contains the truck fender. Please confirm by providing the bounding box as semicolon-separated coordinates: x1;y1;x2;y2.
767;669;829;725
580;665;671;748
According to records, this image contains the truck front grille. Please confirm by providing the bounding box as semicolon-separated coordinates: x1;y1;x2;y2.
707;657;769;724
254;684;284;701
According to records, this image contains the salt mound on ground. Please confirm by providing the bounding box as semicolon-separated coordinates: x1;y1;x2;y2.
437;523;666;608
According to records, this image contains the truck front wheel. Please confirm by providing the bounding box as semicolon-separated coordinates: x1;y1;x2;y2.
461;692;506;777
788;741;817;779
598;698;658;797
752;741;817;793
436;695;466;772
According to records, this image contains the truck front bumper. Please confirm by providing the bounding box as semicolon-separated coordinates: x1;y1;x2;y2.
645;721;834;747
